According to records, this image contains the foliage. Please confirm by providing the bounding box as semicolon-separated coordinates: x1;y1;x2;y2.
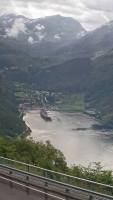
0;136;113;185
0;75;26;137
86;49;113;121
69;162;113;185
0;137;67;172
33;58;92;93
56;93;85;111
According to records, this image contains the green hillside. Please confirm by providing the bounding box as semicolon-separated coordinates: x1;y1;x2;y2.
0;75;26;137
89;49;113;121
33;58;92;92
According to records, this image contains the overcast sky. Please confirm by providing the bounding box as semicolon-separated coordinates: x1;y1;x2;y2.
0;0;113;30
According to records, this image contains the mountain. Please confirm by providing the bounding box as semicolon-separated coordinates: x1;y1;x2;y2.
0;14;87;56
50;20;113;59
89;49;113;120
33;58;92;92
0;75;26;137
0;39;60;81
0;16;113;123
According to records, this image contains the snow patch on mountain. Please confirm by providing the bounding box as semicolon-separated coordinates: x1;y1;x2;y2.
54;34;61;40
105;22;110;26
5;19;27;37
28;36;34;44
76;31;86;38
36;32;44;41
28;19;39;24
8;19;13;22
35;24;45;31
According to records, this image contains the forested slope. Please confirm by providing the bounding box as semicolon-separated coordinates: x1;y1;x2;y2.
0;75;26;137
89;49;113;120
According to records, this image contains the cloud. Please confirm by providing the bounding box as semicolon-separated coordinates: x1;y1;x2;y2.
86;0;113;13
28;36;33;43
100;12;109;22
35;24;45;31
54;34;61;40
5;18;26;37
0;0;113;30
36;32;44;41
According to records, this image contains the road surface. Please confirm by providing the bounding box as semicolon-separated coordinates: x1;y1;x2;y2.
0;175;76;200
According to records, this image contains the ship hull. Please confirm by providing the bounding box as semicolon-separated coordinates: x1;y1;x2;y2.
40;111;52;121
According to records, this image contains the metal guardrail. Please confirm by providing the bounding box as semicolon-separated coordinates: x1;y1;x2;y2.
0;156;113;199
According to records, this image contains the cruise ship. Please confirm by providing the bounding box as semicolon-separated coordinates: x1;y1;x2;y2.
40;109;52;121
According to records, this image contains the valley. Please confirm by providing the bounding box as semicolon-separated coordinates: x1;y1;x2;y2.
14;82;85;111
0;8;113;190
0;13;113;136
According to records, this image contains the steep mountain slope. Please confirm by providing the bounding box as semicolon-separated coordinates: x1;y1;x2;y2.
33;58;92;92
50;21;113;59
0;40;59;78
0;14;87;56
0;75;26;137
88;49;113;120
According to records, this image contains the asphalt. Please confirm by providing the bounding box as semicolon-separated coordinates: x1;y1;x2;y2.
0;175;76;200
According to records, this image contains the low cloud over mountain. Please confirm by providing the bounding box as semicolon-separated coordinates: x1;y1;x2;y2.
5;18;27;37
0;14;87;55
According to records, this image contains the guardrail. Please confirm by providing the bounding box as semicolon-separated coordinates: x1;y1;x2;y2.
0;156;113;199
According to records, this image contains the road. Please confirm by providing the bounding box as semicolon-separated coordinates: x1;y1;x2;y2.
0;175;76;200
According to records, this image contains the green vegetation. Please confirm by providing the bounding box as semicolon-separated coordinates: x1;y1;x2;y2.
0;104;26;138
14;83;41;108
0;136;113;188
15;92;27;98
0;137;67;172
87;49;113;121
70;163;113;185
0;75;26;138
56;94;84;111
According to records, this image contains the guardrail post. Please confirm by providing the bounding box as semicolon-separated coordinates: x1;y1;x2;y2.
1;157;3;164
66;176;70;193
67;176;70;184
26;165;29;172
10;160;12;167
0;157;3;164
90;183;94;191
45;170;48;186
45;170;48;178
9;160;12;174
26;165;29;180
89;195;93;200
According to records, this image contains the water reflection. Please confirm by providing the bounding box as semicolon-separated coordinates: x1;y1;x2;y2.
23;110;113;170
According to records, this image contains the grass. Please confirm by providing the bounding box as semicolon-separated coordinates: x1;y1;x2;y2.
54;93;85;111
15;92;27;98
102;113;113;121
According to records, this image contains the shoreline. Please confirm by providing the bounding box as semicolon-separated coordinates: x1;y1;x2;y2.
22;109;113;170
21;108;113;141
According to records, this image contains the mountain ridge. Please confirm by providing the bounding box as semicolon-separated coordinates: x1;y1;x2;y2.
50;20;113;59
0;14;87;56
